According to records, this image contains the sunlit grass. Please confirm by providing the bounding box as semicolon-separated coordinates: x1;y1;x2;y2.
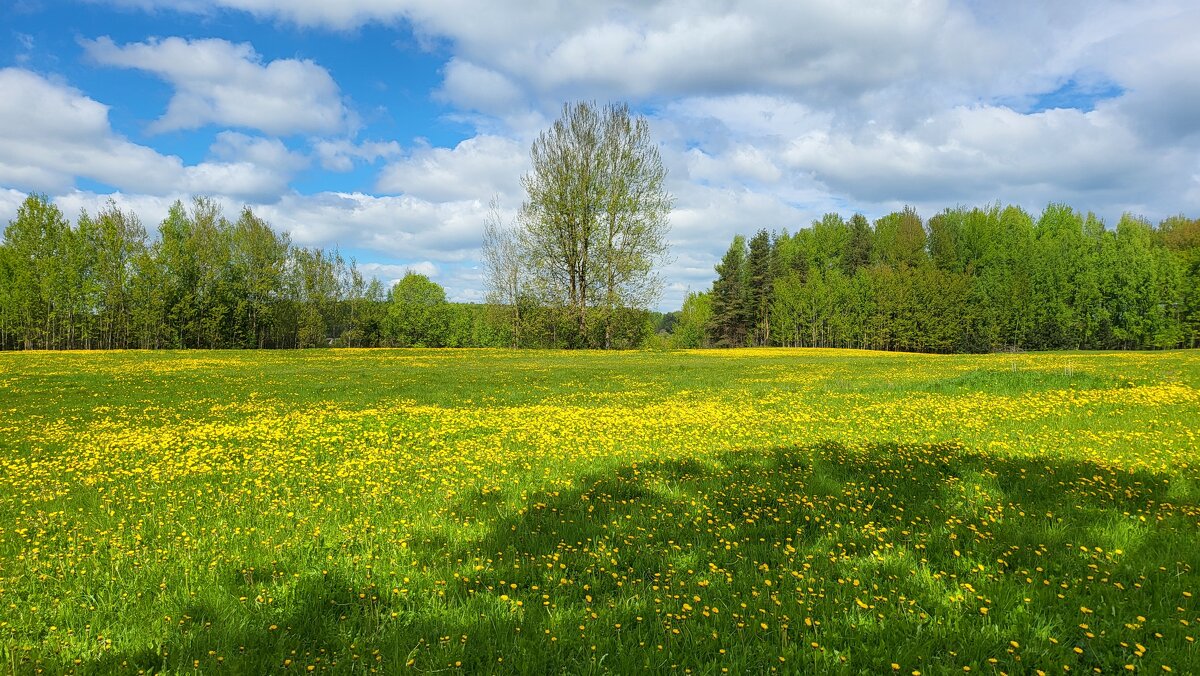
1;348;1198;673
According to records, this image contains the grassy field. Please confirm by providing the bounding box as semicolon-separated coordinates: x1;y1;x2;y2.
2;348;1199;674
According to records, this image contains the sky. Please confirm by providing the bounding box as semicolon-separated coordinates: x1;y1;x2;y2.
1;1;1199;310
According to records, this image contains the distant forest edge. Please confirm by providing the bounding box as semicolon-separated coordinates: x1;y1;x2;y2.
1;194;1198;352
688;205;1200;352
0;194;653;351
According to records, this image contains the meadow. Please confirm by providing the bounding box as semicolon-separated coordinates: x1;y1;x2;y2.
1;348;1199;674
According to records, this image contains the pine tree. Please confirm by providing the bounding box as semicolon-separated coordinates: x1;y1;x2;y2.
746;229;773;346
709;235;749;347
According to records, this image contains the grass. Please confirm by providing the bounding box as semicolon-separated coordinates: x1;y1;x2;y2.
1;347;1198;674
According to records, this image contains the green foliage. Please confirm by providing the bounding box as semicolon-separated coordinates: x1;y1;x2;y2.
480;103;672;350
709;235;750;347
746;229;773;346
844;213;873;273
0;195;573;351
514;101;673;348
671;291;713;348
1;194;70;348
873;206;927;268
385;272;449;347
689;202;1200;352
4;191;1199;353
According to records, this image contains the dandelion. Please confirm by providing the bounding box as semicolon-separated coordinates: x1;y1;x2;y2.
5;348;1198;673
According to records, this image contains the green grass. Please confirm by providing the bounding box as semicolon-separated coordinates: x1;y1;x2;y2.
1;348;1198;674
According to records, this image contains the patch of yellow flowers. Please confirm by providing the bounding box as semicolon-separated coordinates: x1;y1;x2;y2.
0;347;1197;672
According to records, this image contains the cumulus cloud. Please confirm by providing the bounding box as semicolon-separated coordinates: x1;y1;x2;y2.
1094;12;1200;143
314;139;403;172
251;192;491;261
194;132;311;197
0;187;29;225
0;68;305;201
0;67;182;194
211;132;308;170
49;190;197;226
95;0;1009;113
436;59;525;114
780;105;1155;204
376;135;526;202
357;261;440;286
83;36;350;136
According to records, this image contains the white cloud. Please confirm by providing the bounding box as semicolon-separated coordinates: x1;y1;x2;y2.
314;139;403;172
211;131;308;170
83;36;350;136
49;190;194;226
685;146;783;187
781;105;1160;205
194;132;310;197
251;192;491;261
357;261;440;288
436;59;524;113
0;67;180;194
1093;12;1200;143
0;187;29;226
376;135;526;202
98;0;1004;113
0;68;304;200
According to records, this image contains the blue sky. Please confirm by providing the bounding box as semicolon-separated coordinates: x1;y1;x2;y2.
2;1;1199;309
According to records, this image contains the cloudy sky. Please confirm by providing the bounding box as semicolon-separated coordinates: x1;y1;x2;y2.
2;1;1198;309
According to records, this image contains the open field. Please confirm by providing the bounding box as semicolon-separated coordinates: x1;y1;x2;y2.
2;348;1199;674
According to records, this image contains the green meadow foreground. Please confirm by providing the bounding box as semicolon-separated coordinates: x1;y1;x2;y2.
2;350;1199;674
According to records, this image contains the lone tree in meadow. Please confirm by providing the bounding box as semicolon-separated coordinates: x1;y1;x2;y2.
507;101;673;348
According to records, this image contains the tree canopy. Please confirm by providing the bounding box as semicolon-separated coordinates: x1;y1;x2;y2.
492;101;672;349
697;204;1200;352
4;190;1199;353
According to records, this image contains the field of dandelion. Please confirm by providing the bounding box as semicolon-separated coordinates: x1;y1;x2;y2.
1;348;1199;674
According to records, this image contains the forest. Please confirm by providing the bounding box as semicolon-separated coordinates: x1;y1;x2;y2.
0;194;657;350
1;194;1198;352
677;204;1200;352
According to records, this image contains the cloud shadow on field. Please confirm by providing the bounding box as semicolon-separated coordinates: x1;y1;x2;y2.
54;441;1200;675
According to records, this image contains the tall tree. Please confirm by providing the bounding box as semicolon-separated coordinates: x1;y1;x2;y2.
873;206;927;268
1158;215;1200;347
0;240;13;349
709;235;750;347
230;206;289;348
385;272;448;347
596;107;673;348
157;200;199;348
746;229;773;346
482;198;526;348
927;208;963;273
92;200;146;349
128;242;168;348
843;213;873;274
809;213;849;272
2;194;70;348
289;247;343;348
517;101;672;347
672;290;712;348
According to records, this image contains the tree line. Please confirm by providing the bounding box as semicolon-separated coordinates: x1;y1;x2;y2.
0;194;460;350
0;101;675;352
0;194;664;351
670;204;1200;352
5;194;1198;353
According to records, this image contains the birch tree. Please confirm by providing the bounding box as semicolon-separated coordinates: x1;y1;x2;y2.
517;101;672;348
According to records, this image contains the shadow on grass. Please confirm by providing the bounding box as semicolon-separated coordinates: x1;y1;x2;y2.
59;441;1200;674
